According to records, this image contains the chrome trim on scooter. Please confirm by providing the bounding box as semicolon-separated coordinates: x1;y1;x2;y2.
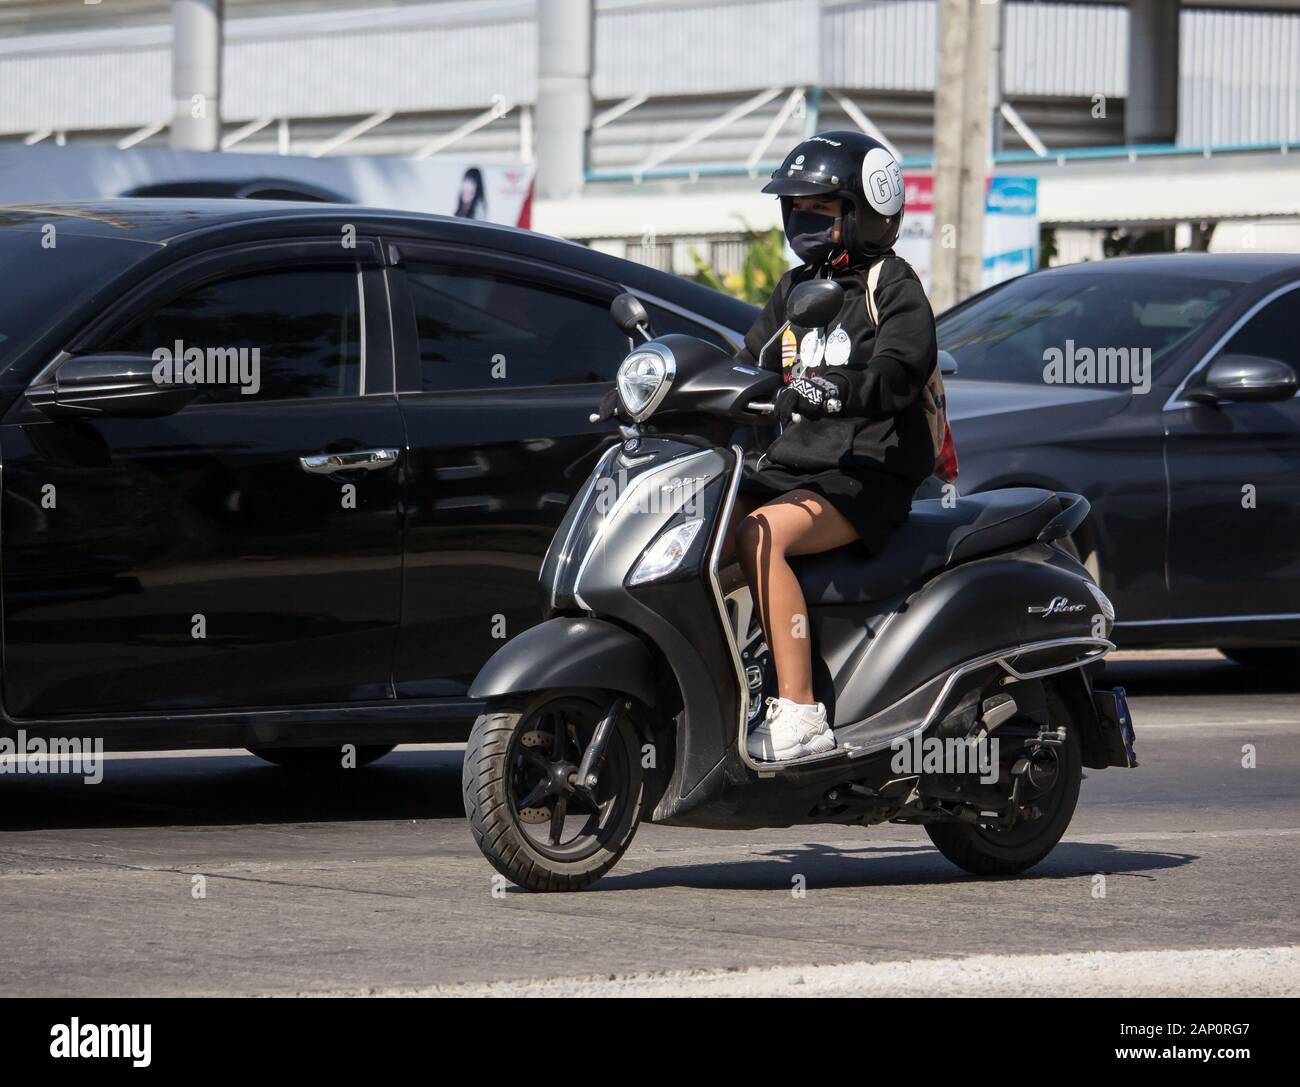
707;445;756;769
550;444;618;612
997;639;1112;681
845;636;1115;758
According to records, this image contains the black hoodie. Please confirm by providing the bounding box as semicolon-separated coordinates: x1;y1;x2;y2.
738;252;938;485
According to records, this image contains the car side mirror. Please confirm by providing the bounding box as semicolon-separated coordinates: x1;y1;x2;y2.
786;280;845;329
937;349;959;377
27;355;197;419
1185;353;1298;405
610;292;652;339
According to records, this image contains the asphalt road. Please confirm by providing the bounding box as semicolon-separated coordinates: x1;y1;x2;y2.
2;654;1298;997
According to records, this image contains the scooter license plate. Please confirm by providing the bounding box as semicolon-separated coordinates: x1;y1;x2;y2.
1093;685;1139;768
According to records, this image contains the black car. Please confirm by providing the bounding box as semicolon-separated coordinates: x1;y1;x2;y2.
938;253;1300;665
0;199;755;763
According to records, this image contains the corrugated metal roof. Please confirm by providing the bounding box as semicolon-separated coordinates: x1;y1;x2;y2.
594;0;820;99
820;0;938;93
0;1;537;131
0;0;1296;152
1180;7;1300;147
1003;1;1127;98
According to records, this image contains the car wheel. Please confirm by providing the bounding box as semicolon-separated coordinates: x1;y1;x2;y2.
1220;648;1300;670
247;745;396;769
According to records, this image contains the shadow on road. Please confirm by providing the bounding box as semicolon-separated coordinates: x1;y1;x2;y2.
1104;657;1300;697
0;749;467;831
590;839;1196;893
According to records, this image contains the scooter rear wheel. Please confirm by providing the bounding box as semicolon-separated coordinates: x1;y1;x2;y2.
462;690;644;892
925;687;1082;877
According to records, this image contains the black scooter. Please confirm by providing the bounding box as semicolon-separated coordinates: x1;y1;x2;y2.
463;283;1138;892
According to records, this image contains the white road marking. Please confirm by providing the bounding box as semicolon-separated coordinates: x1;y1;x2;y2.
304;945;1300;998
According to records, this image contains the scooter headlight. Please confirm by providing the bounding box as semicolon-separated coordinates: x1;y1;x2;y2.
629;519;703;586
616;344;674;421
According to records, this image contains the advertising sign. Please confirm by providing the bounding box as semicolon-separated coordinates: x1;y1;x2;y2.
0;145;535;227
893;173;1039;294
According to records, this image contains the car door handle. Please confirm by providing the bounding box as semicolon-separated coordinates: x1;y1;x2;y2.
299;448;400;475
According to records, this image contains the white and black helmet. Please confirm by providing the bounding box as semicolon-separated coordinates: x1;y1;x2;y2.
762;130;905;259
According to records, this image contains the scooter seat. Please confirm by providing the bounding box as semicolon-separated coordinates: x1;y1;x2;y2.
793;487;1063;604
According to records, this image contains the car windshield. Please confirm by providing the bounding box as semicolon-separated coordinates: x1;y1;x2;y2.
937;269;1242;386
0;226;148;373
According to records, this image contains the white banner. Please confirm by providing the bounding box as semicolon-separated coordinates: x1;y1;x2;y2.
0;145;536;227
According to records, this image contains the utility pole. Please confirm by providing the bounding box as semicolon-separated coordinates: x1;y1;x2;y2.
171;0;222;151
930;0;997;311
536;0;593;200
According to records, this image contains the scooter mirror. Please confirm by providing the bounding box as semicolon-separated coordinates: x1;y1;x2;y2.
610;292;653;339
786;279;845;329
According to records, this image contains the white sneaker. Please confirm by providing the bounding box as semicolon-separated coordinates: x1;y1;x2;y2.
747;697;836;761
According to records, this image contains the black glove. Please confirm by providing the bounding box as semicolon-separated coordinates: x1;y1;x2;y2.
594;387;620;422
782;374;844;421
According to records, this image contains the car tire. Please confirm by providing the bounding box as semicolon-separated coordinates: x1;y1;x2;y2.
246;744;396;769
1220;648;1300;670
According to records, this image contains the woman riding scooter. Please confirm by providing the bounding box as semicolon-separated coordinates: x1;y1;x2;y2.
461;130;1135;893
733;131;941;762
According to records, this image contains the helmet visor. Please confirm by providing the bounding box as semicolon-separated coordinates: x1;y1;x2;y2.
761;176;840;197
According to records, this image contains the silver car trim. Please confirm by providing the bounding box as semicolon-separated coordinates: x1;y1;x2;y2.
356;267;367;395
1117;613;1300;626
629;288;747;353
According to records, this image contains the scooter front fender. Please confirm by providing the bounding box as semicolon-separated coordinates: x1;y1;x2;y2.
468;617;656;708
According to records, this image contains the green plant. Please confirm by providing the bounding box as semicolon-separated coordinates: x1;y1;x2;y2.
691;226;789;303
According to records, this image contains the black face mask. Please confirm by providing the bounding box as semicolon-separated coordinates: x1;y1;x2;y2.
785;209;839;263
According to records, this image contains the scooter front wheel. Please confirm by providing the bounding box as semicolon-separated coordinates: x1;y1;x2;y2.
462;690;644;892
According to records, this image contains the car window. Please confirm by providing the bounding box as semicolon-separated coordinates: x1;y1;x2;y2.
938;271;1241;387
404;263;630;391
641;301;736;352
1217;286;1300;368
103;265;362;402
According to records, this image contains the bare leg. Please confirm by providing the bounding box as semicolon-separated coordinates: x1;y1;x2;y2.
719;494;761;565
736;491;859;705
